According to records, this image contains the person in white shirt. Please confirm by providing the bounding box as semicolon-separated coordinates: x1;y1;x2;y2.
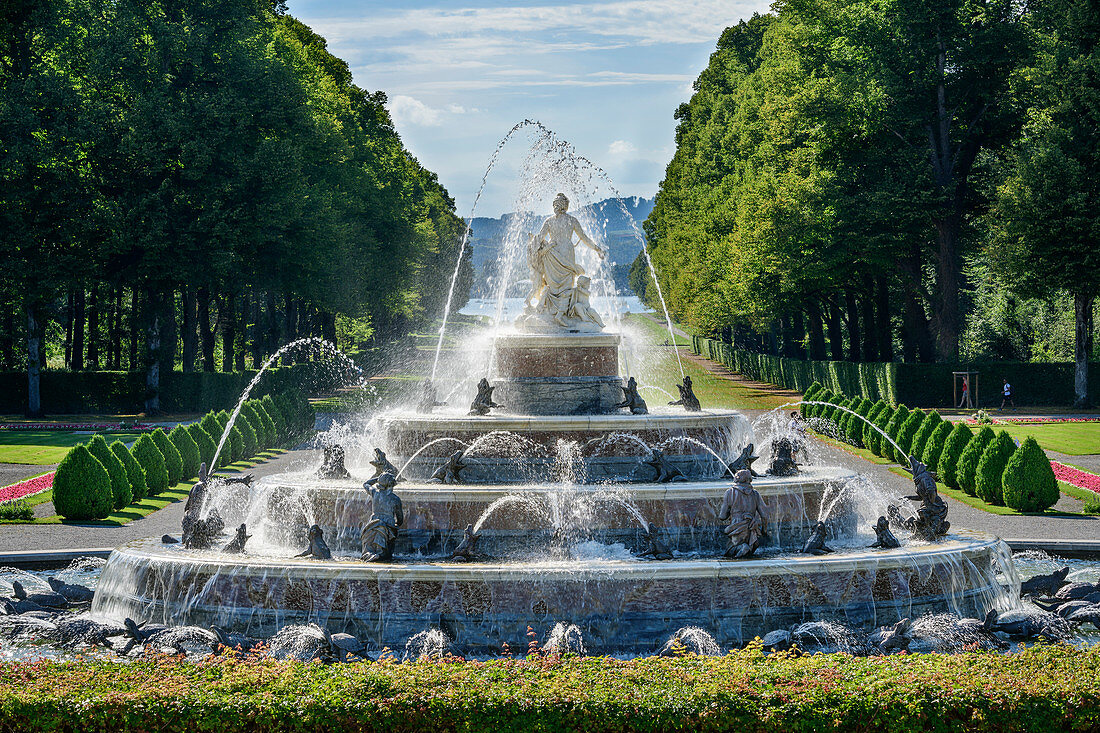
1000;378;1015;409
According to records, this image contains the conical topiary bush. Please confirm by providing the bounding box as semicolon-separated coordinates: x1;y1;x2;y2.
217;410;244;463
801;383;822;418
1003;437;1060;513
170;425;201;481
243;401;274;448
957;427;996;496
199;413;229;467
252;400;278;446
863;400;888;452
895;410;925;463
131;434;169;496
884;405;910;462
235;410;258;458
86;434;131;509
975;431;1016;506
261;395;287;440
151;428;183;486
111;440;147;501
870;405;894;458
909;412;943;466
921;420;954;476
53;444;113;520
938;422;974;489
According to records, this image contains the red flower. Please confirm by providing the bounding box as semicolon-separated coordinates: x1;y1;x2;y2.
0;472;54;503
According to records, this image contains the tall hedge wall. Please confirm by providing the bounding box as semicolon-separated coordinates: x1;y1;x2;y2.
0;362;340;414
692;337;1100;407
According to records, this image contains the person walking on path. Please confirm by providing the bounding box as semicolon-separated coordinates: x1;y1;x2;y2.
1001;378;1015;409
958;375;972;409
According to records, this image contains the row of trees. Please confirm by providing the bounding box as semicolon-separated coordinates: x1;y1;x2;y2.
1;0;471;414
635;0;1100;405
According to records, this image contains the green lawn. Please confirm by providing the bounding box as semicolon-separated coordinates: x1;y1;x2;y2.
622;312;692;346
995;421;1100;456
0;430;142;465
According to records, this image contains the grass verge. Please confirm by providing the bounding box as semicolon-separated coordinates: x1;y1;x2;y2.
0;430;143;465
994;421;1100;456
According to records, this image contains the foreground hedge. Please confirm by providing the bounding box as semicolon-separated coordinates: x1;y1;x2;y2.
2;647;1100;732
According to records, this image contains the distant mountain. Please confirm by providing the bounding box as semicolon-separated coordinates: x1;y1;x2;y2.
467;196;654;294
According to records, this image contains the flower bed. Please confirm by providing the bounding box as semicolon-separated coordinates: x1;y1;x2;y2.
2;647;1100;732
966;416;1100;425
0;423;153;431
1052;461;1100;494
0;472;54;503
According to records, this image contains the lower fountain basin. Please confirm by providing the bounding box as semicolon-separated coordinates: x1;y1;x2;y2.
90;531;1014;655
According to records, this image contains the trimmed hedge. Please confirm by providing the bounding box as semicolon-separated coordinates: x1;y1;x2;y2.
869;404;893;458
958;426;996;496
909;411;942;464
883;405;910;462
244;401;275;447
216;410;245;463
187;423;217;468
801;382;822;418
52;444;113;520
938;423;974;489
862;400;888;452
261;394;288;438
920;420;953;476
86;434;131;510
976;431;1016;506
895;409;925;462
235;410;259;458
170;425;201;481
1003;436;1060;512
110;439;147;501
150;428;183;485
200;413;229;467
131;434;169;496
692;336;1100;407
4;648;1100;732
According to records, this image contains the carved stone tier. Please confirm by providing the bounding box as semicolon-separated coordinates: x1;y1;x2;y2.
492;332;622;415
237;468;858;556
92;531;1012;655
376;410;752;483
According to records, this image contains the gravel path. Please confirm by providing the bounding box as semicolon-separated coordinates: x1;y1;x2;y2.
0;464;55;488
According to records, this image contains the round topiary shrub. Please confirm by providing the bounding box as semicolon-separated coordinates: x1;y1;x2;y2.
1002;437;1059;513
110;440;147;501
895;410;925;463
247;401;277;448
53;444;113;520
235;411;258;458
921;420;954;476
200;413;229;467
261;395;288;439
975;431;1016;506
870;405;894;458
131;434;169;496
849;398;873;447
957;426;996;496
862;400;888;452
276;393;304;434
187;422;217;468
938;422;974;489
801;383;822;418
150;428;183;486
170;425;201;481
216;411;244;463
884;405;910;462
909;412;943;465
86;434;131;509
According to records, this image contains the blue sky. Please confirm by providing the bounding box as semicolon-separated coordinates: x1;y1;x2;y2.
285;0;770;216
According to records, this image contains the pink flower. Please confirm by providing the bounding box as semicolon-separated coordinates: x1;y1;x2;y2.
1051;462;1100;495
0;472;54;503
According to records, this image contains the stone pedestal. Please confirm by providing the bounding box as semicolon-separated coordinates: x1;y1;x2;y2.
493;332;622;415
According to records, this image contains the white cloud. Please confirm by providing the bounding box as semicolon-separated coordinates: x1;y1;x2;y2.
608;140;637;155
388;95;444;126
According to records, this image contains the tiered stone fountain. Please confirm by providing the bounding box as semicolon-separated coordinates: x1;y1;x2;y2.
91;194;1015;655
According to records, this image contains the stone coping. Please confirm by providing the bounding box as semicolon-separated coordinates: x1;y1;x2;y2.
108;529;1002;582
377;409;750;433
255;466;857;502
493;332;622;348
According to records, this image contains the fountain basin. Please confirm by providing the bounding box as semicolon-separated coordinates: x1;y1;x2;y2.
91;531;1014;655
377;410;752;482
241;468;857;555
491;332;622;414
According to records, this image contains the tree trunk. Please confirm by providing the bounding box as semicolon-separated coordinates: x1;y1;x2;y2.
320;310;337;349
129;289;140;371
1074;292;1094;408
86;286;99;370
26;304;42;417
0;306;15;369
807;304;826;360
71;288;85;371
181;288;197;372
266;290;281;362
283;294;297;365
791;310;806;359
251;293;264;368
844;290;861;361
827;299;844;361
897;251;935;363
162;290;178;374
932;218;961;362
235;291;248;371
64;290;73;369
222;291;236;372
199;287;215;372
875;275;893;362
860;277;878;362
145;289;163;415
111;288;123;370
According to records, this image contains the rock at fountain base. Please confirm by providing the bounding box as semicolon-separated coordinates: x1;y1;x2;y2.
493;376;624;415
